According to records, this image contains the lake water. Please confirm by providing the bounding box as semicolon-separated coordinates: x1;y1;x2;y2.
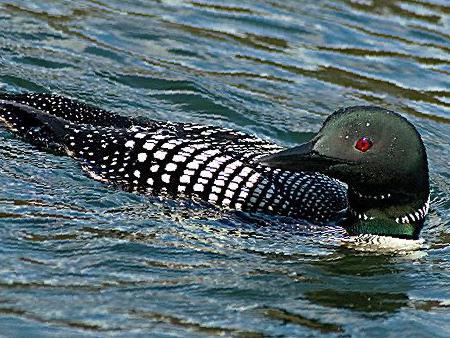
0;0;449;337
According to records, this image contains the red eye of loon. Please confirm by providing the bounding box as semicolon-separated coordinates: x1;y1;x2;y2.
355;137;373;152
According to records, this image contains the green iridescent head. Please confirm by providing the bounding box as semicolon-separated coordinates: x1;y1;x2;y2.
260;106;430;239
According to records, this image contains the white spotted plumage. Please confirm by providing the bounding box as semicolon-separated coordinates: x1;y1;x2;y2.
0;93;349;223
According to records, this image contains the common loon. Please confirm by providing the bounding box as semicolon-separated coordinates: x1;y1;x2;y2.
0;93;430;239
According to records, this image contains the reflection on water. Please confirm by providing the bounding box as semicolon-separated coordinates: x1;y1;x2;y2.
306;290;409;314
310;253;411;316
0;0;449;336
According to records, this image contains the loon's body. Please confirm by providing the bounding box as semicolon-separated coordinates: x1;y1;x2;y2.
0;93;347;222
0;93;430;238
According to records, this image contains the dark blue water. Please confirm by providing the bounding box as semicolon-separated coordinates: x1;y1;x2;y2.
0;1;449;337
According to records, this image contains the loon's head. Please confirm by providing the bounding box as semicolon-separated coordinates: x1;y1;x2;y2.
259;106;430;239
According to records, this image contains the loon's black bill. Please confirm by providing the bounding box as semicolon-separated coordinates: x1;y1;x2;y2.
258;140;345;173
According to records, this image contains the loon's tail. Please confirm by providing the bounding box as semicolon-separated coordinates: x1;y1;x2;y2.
0;99;69;154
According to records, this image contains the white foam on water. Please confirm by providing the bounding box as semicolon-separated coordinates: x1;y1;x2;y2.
342;234;426;255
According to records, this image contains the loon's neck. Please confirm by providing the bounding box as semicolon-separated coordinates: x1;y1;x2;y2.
344;188;430;239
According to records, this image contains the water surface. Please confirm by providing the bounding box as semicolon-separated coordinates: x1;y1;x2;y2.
0;0;449;337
